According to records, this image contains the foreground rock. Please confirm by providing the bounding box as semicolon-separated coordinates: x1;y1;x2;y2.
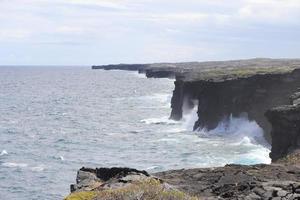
66;163;300;200
156;163;300;200
65;167;197;200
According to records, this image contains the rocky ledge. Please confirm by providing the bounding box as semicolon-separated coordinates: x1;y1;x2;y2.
66;163;300;200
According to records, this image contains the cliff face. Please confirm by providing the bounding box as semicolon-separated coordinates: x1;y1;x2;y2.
266;93;300;161
92;58;300;161
171;70;300;143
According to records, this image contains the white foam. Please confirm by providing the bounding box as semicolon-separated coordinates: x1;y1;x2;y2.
164;127;186;133
2;162;28;168
0;150;8;156
182;104;199;131
141;116;179;125
141;93;171;104
205;114;267;145
146;166;161;170
31;165;45;172
130;71;146;79
60;156;64;161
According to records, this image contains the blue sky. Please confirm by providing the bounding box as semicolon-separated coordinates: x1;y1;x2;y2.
0;0;300;65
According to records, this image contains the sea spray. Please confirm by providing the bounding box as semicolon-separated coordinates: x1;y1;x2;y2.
202;114;269;146
182;103;199;131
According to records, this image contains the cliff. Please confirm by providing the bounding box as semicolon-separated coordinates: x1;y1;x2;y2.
93;58;300;161
266;92;300;161
64;59;300;199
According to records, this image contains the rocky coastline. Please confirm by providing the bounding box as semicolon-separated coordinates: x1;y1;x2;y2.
65;59;300;199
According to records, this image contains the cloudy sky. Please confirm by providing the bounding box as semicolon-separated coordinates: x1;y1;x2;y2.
0;0;300;65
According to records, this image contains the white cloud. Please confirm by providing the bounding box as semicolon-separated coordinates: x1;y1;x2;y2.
238;0;300;24
66;0;128;10
0;0;300;64
0;29;31;41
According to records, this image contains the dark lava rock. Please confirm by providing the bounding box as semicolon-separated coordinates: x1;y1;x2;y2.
154;164;300;199
69;164;300;199
265;91;300;162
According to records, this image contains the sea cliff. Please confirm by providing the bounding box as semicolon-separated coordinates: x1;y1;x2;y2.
65;59;300;199
93;58;300;161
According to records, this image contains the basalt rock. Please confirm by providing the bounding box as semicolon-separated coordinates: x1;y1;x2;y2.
66;167;196;200
266;95;300;162
155;163;300;199
67;164;300;200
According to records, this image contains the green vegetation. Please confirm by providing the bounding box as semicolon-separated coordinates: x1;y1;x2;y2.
204;66;295;79
65;191;97;200
65;179;198;200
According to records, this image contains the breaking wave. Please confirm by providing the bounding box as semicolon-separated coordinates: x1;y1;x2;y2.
2;162;28;168
0;150;8;156
141;116;179;125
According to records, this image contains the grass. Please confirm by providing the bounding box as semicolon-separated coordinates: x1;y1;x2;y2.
188;66;297;81
65;191;97;200
64;179;198;200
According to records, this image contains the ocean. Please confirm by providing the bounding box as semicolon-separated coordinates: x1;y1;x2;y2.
0;67;270;199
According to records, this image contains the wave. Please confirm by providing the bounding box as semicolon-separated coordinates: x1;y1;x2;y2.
141;116;179;125
0;150;8;156
138;93;171;104
1;162;46;172
198;114;269;146
2;162;28;168
31;165;45;172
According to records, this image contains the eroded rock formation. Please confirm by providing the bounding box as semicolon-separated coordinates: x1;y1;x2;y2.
266;91;300;161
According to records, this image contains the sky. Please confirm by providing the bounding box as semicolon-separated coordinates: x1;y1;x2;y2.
0;0;300;65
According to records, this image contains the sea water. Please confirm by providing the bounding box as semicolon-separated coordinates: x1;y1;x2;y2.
0;67;271;199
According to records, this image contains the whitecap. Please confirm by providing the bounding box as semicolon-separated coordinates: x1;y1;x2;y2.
164;127;186;133
0;150;8;156
146;165;163;171
141;116;179;125
60;156;64;161
2;162;28;168
31;165;45;172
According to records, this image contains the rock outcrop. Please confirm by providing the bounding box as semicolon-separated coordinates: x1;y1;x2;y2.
65;167;197;200
66;163;300;200
266;91;300;161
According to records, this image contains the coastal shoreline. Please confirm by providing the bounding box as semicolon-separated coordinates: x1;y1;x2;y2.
65;59;300;199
